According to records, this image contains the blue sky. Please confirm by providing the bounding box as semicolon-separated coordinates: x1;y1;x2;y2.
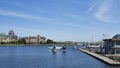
0;0;120;42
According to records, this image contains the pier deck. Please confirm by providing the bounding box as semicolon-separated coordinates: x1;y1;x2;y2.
80;48;120;65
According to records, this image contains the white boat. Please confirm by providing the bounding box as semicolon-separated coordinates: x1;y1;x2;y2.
48;46;63;50
48;45;67;52
48;47;54;50
74;45;77;49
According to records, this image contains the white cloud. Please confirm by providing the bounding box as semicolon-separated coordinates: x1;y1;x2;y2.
94;0;111;23
63;13;83;20
87;3;96;13
0;1;43;13
67;14;82;20
87;0;97;13
0;9;88;29
94;0;120;23
0;9;51;21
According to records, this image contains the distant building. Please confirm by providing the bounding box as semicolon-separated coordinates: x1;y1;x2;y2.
0;33;9;43
65;41;74;44
8;30;18;41
8;30;15;36
0;36;1;42
0;30;47;44
25;37;30;44
87;43;101;53
25;35;46;44
40;36;46;43
0;30;18;44
103;34;120;54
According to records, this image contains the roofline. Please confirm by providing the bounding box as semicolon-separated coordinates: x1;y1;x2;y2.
103;38;120;41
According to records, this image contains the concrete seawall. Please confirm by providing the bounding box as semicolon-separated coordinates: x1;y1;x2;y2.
79;48;120;65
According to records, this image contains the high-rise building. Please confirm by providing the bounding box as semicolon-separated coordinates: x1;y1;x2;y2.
0;30;18;44
8;30;15;36
8;30;18;41
0;33;7;43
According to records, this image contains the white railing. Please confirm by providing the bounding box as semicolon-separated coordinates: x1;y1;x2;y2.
114;45;120;47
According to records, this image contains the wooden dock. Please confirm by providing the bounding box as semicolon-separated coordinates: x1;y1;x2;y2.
79;48;120;65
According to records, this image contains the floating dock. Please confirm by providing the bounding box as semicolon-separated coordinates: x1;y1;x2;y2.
79;48;120;65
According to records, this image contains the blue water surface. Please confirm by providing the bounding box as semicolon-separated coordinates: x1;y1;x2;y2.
0;45;119;68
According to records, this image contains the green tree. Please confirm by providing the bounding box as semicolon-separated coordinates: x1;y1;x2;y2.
47;39;54;44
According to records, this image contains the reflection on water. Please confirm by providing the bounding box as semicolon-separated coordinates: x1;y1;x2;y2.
0;45;119;68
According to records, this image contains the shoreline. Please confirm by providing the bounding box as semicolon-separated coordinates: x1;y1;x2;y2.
79;48;120;66
0;44;74;46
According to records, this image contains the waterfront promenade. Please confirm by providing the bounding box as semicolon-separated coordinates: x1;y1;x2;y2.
80;48;120;65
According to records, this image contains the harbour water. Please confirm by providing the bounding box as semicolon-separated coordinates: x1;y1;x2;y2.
0;45;119;68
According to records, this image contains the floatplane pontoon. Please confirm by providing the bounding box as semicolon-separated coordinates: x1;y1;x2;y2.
48;44;66;52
